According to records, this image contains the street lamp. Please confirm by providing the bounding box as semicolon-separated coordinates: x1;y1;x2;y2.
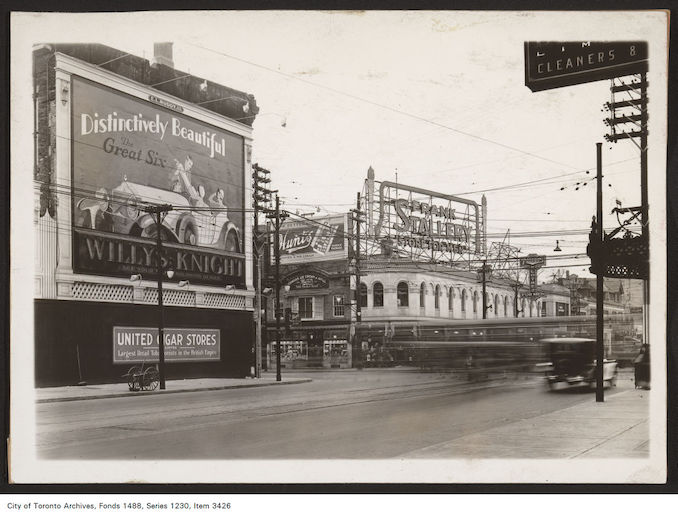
143;203;173;390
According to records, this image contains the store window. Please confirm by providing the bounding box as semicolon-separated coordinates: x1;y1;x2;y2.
556;302;569;316
333;295;345;317
434;285;440;309
373;282;384;307
397;281;409;307
359;282;368;308
420;283;426;308
298;297;313;319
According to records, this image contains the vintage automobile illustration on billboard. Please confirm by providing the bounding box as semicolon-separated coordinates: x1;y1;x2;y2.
71;77;246;285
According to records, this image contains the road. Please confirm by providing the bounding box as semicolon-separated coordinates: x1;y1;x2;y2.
36;369;629;459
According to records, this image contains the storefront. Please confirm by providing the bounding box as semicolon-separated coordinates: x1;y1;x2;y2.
33;44;257;386
264;214;353;370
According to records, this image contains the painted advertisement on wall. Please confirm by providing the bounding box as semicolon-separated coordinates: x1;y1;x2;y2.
113;326;220;363
277;214;347;263
71;76;246;286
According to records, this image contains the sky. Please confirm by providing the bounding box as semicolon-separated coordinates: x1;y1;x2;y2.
13;10;669;281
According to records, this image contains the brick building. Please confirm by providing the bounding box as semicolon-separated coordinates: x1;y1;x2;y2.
33;43;259;386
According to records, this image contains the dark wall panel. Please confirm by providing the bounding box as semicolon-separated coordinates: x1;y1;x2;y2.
35;299;253;387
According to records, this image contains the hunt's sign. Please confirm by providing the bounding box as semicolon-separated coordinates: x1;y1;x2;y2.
277;214;347;263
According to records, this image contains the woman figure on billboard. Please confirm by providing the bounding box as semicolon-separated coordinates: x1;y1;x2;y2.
170;155;194;200
208;187;226;214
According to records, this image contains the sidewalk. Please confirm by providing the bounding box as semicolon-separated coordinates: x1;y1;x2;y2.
402;387;649;458
35;375;312;403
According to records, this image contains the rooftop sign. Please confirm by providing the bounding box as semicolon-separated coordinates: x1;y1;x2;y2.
524;41;648;92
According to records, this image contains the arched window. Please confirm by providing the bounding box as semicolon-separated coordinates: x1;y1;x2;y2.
449;289;454;312
494;295;499;316
373;282;384;307
461;289;467;312
503;296;508;317
434;285;440;309
521;298;526;317
359;282;368;308
473;291;478;313
397;281;409;307
419;283;426;308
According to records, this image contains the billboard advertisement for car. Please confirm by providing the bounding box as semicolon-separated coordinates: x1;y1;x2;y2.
112;326;220;363
71;76;245;286
277;214;347;263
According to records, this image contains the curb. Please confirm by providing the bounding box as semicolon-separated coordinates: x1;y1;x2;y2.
36;378;313;404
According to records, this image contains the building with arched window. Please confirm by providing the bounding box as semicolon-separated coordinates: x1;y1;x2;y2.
397;281;409;307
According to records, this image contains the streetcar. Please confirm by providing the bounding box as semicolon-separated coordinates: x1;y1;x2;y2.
355;315;635;374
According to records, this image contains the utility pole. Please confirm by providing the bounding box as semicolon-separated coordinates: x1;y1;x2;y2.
273;195;282;382
478;261;492;319
145;203;173;390
352;192;363;368
640;73;650;346
595;142;605;403
252;164;273;378
511;282;522;318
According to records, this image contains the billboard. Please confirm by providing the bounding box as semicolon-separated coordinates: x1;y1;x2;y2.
277;214;347;263
371;181;482;265
113;326;220;363
71;77;246;286
524;41;648;92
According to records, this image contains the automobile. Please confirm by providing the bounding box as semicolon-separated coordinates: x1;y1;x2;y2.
76;177;241;253
540;337;618;391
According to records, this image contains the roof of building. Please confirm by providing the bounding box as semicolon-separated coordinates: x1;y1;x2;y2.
538;283;570;295
34;43;258;126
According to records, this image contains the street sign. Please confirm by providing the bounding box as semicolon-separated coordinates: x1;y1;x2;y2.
519;254;546;268
525;41;648;92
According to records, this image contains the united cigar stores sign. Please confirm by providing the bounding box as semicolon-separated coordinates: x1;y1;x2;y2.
525;41;648;92
374;181;481;256
113;326;220;363
70;76;246;286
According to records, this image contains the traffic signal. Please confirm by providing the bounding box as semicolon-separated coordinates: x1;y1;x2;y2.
252;163;274;214
586;220;602;275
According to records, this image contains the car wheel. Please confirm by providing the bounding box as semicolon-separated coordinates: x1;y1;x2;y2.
183;224;198;246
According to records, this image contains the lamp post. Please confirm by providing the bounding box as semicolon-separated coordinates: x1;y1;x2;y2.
144;203;173;390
